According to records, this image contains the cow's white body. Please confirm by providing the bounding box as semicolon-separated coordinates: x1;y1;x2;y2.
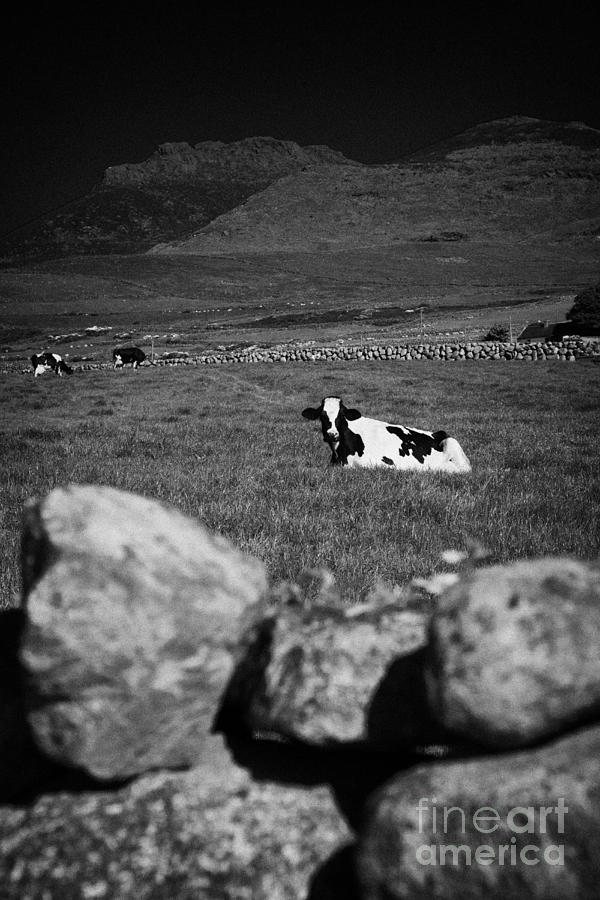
337;414;470;472
33;361;52;378
302;397;471;473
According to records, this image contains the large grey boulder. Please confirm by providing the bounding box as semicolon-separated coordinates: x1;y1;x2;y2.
0;732;352;900
224;601;441;748
357;722;600;900
426;557;600;748
19;484;267;779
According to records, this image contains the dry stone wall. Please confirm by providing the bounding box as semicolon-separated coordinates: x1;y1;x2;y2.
9;338;600;375
2;484;600;898
102;338;600;368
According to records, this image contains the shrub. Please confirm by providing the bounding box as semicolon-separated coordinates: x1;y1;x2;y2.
568;282;600;331
482;323;510;342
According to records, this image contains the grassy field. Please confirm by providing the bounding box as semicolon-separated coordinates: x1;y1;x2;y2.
1;359;599;611
1;245;596;360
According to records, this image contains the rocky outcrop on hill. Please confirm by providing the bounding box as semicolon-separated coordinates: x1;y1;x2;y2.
3;118;600;263
103;137;358;186
0;138;359;262
153;119;600;254
3;484;600;897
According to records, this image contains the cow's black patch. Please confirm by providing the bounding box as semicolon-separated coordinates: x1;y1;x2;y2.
432;430;449;449
302;406;323;421
334;415;365;465
303;398;366;467
31;352;58;368
381;456;394;466
386;426;448;464
316;403;366;466
113;346;146;367
332;427;365;466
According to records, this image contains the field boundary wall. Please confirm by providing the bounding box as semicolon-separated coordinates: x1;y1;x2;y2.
9;338;600;373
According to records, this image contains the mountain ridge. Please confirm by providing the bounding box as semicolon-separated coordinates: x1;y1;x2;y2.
0;138;360;263
403;115;600;164
151;119;600;255
2;118;599;264
102;137;359;187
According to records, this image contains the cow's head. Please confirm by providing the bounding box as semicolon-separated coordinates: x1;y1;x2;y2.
301;397;361;446
59;361;73;375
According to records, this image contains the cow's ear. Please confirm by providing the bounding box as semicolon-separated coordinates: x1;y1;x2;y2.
344;407;361;420
302;407;321;420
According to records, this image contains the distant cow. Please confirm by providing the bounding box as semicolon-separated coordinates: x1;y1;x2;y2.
113;347;146;369
302;396;471;473
31;352;73;378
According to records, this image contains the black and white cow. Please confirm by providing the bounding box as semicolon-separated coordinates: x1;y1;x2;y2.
302;397;471;472
31;352;73;377
113;347;146;369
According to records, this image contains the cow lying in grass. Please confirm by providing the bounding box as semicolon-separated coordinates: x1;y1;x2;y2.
302;396;471;472
31;352;73;377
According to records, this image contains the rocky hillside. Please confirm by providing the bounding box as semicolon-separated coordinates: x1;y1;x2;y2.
103;137;355;185
0;138;360;262
3;118;599;264
152;117;600;255
405;115;600;162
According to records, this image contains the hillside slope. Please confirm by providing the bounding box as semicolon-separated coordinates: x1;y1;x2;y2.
404;116;600;162
0;139;359;263
151;118;600;255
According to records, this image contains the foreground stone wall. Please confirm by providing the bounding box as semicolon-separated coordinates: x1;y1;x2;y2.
2;484;600;898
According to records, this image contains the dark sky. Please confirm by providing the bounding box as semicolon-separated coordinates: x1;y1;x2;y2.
2;3;599;235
